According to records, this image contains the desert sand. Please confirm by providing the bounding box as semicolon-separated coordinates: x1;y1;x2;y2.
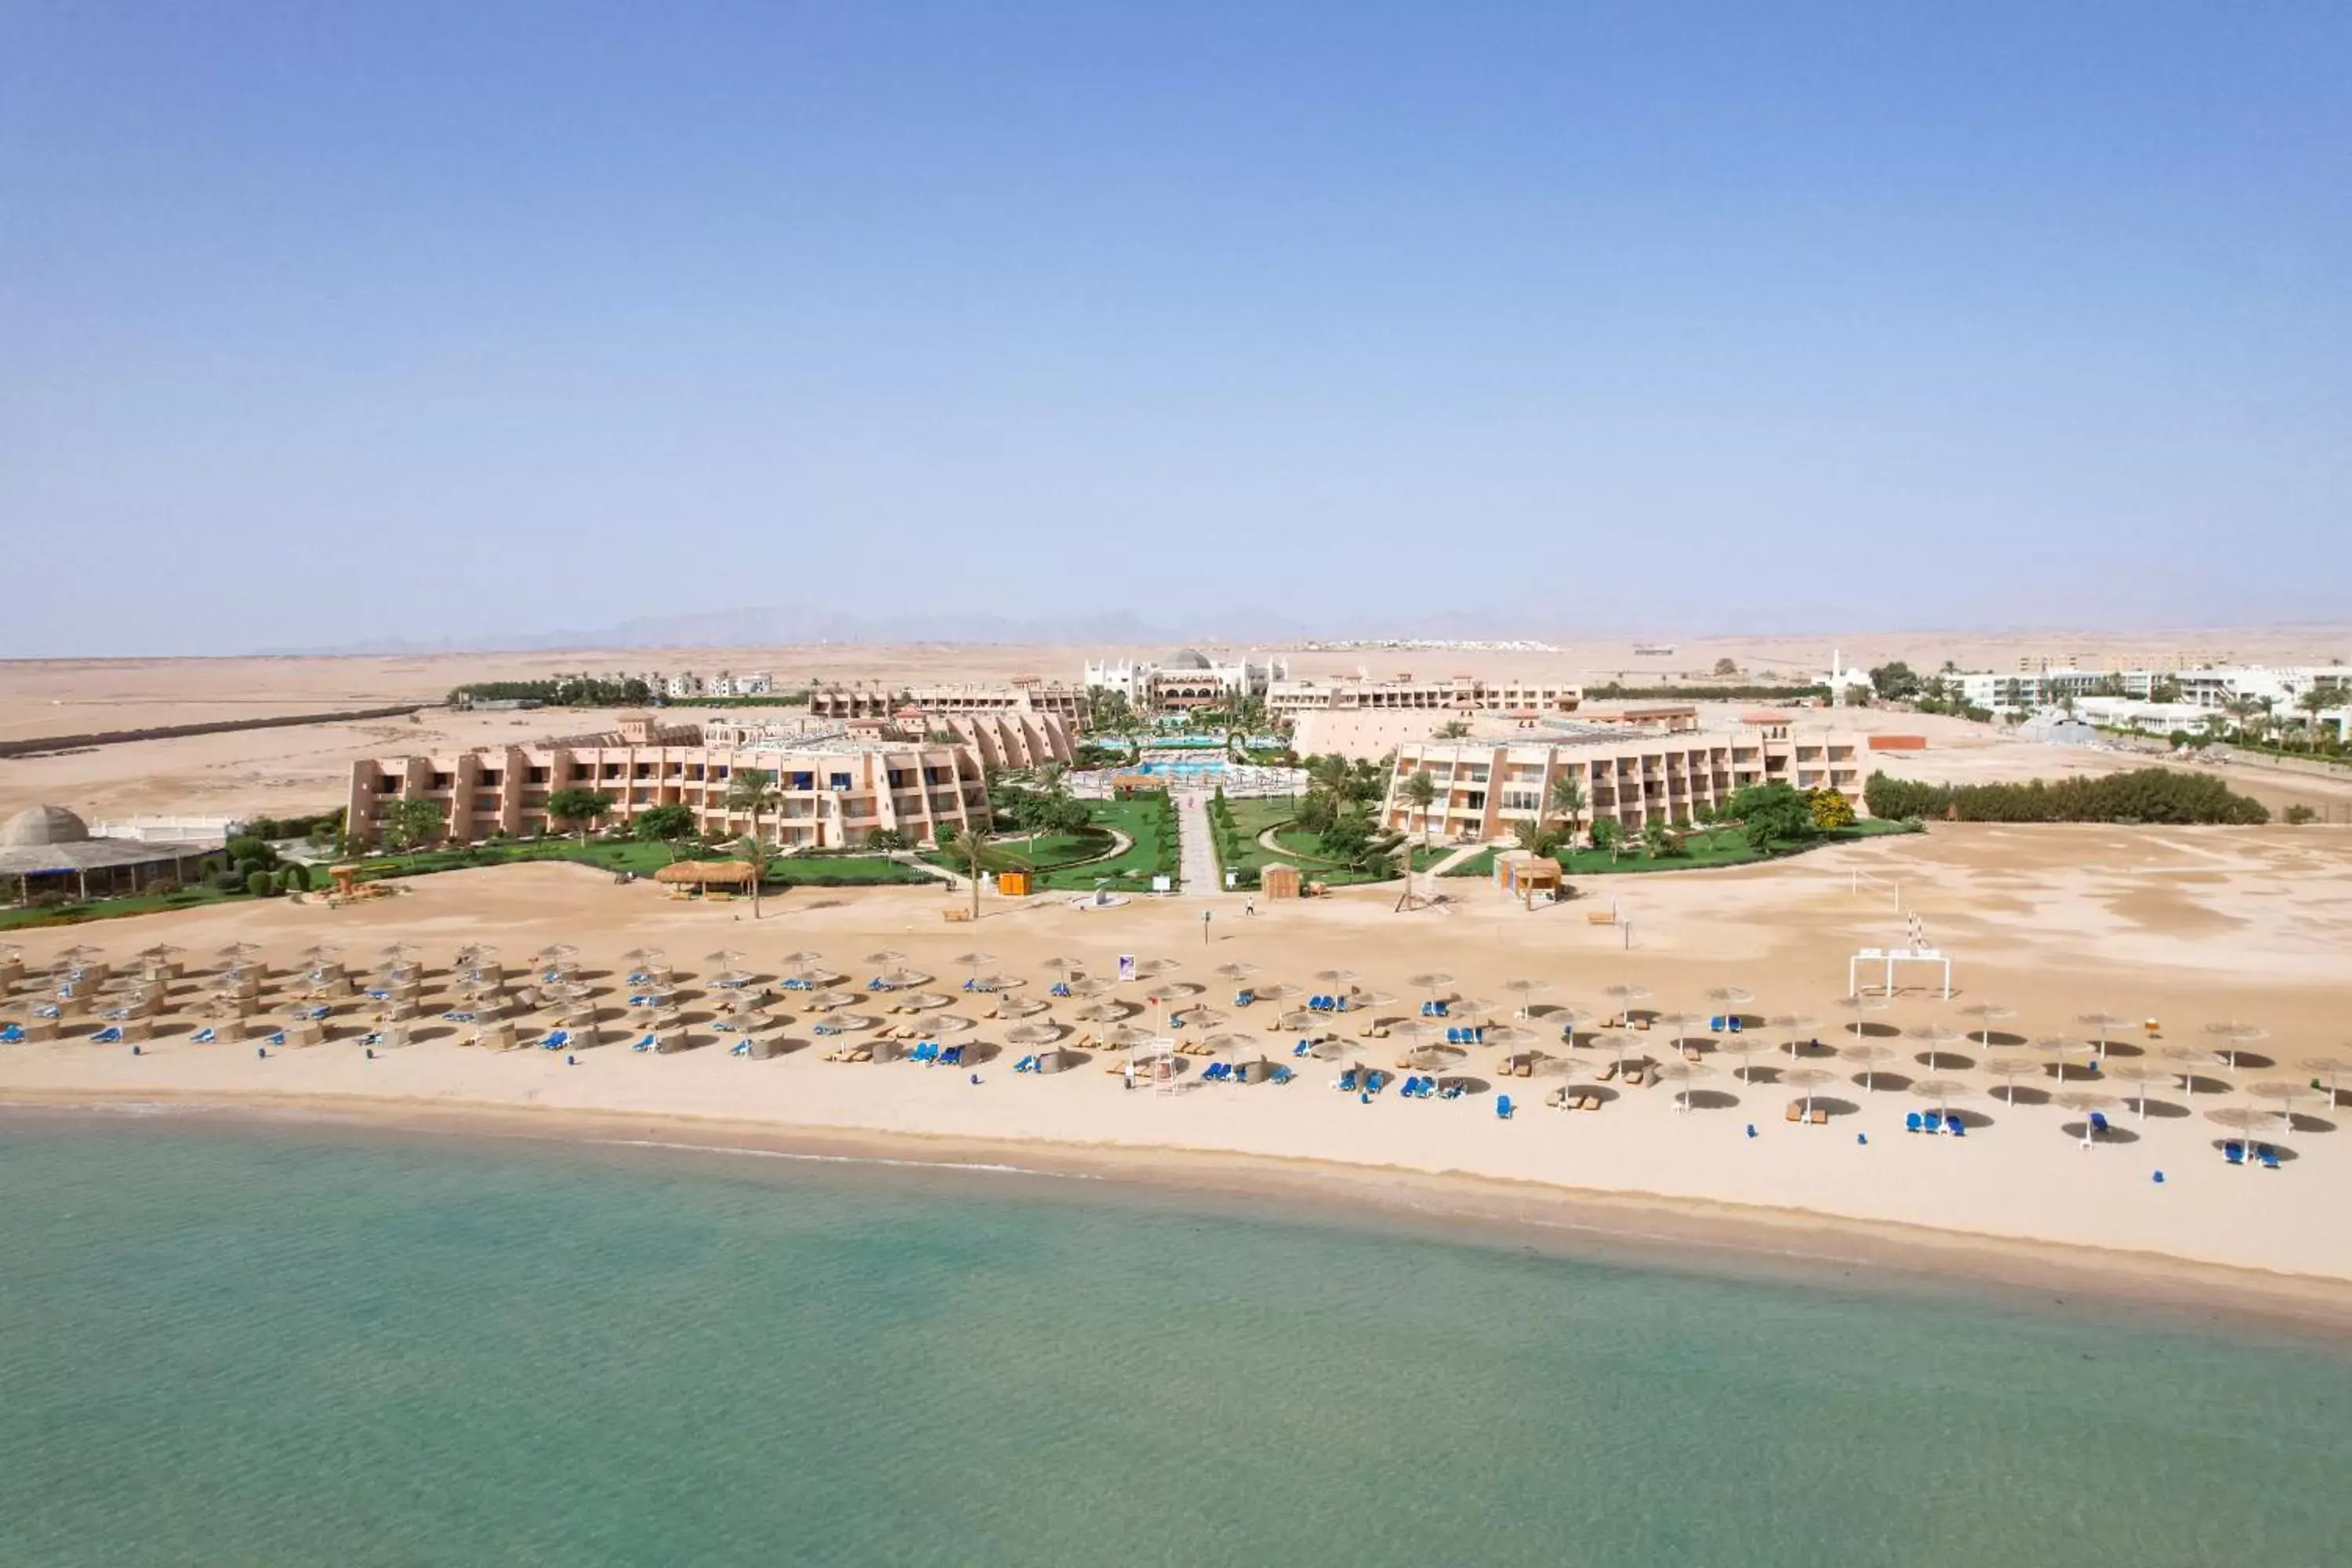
7;822;2349;1300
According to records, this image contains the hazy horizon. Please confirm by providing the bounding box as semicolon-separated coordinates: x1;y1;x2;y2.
6;4;2347;658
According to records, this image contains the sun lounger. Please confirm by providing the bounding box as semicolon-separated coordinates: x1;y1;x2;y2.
443;1011;478;1024
2256;1145;2281;1171
1335;1069;1359;1092
267;1030;287;1047
1596;1061;1617;1082
2089;1111;2111;1138
34;1004;60;1019
1624;1067;1646;1088
0;1024;22;1044
1904;1112;1924;1133
1271;1065;1294;1085
1944;1114;1965;1137
730;1040;751;1056
1442;1082;1465;1101
1788;1102;1806;1122
1234;989;1254;1007
1579;1095;1601;1111
631;1034;655;1051
1809;1106;1828;1126
1495;1094;1514;1120
940;1045;964;1066
91;1025;124;1044
2223;1140;2245;1166
539;1029;571;1051
189;1026;216;1045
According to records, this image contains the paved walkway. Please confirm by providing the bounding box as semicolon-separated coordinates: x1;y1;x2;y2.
1171;786;1228;895
1425;841;1488;878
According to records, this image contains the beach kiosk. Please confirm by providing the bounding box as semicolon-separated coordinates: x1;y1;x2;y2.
655;861;759;901
1260;864;1304;901
1493;851;1563;908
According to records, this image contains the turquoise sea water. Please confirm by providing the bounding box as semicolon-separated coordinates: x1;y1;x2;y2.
2;1118;2347;1566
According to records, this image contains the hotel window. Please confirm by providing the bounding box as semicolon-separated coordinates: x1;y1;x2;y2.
429;772;453;789
1499;789;1540;812
528;766;550;784
479;769;503;786
571;764;593;780
1462;790;1486;810
829;772;853;791
790;772;815;790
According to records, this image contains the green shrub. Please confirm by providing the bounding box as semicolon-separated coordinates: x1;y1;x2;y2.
1864;768;2268;825
245;869;275;897
2285;804;2318;825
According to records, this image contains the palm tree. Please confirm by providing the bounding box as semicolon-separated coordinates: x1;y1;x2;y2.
1545;772;1587;847
723;768;781;917
730;833;769;919
1398;770;1437;911
937;822;1018;922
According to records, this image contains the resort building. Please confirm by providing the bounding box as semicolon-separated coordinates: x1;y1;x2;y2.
2;805;214;904
1268;673;1583;717
806;679;1085;721
1082;650;1285;712
1378;717;1867;844
344;713;1053;851
706;709;1073;771
1954;662;2350;717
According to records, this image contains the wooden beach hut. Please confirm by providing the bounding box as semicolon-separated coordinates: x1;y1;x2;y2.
655;861;760;900
1493;851;1563;908
1260;864;1304;901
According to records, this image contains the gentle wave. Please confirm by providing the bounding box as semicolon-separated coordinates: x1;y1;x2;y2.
580;1135;1103;1180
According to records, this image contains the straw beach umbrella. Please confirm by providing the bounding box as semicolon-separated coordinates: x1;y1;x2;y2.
1653;1058;1716;1112
1704;985;1755;1028
2053;1089;2121;1143
2031;1034;2093;1083
1841;1041;1900;1092
1958;1001;2015;1054
2103;1061;2172;1120
1065;977;1116;1000
2162;1044;2231;1102
1906;1024;1965;1074
1212;962;1258;984
1602;982;1651;1024
1769;1013;1820;1062
2204;1105;2275;1165
1004;1022;1062;1050
1501;978;1549;1018
996;996;1051;1020
1781;1065;1836;1119
2076;1011;2131;1062
2245;1082;2303;1138
1984;1054;2038;1105
1910;1079;1971;1127
2303;1054;2352;1103
2202;1021;2267;1070
860;949;906;966
1312;967;1358;989
1591;1032;1642;1081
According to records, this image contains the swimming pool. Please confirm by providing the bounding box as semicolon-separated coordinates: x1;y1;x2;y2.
1134;757;1227;779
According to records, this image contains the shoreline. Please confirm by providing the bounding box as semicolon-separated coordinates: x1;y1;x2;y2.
14;1085;2352;1344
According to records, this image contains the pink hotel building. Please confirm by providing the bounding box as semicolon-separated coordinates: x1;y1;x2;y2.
347;710;1073;851
1381;715;1868;842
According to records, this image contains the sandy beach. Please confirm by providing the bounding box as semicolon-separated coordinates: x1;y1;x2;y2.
8;822;2350;1312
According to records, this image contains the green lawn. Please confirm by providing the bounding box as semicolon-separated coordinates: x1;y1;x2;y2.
927;797;1177;891
1036;796;1174;891
0;884;242;933
1210;797;1400;887
354;837;932;887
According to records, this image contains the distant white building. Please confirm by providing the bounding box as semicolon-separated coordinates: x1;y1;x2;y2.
1081;650;1286;711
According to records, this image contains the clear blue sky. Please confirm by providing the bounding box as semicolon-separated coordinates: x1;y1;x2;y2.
5;2;2347;655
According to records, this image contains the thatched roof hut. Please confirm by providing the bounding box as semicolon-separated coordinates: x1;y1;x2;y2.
654;860;759;891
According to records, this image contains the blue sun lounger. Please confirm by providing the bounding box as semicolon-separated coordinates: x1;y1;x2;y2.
189;1026;216;1045
730;1040;751;1056
1051;982;1073;997
1440;1081;1465;1101
1014;1054;1037;1073
267;1030;288;1048
1495;1094;1515;1120
940;1045;965;1067
0;1024;22;1044
34;1004;60;1019
91;1025;124;1044
1336;1068;1359;1092
1271;1065;1294;1085
443;1011;479;1024
631;1034;655;1052
1904;1112;1925;1134
2223;1140;2245;1166
2089;1111;2112;1138
2256;1145;2281;1171
1234;989;1255;1007
1945;1113;1965;1136
539;1029;571;1051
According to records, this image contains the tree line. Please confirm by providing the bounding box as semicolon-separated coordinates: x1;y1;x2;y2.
1862;768;2270;825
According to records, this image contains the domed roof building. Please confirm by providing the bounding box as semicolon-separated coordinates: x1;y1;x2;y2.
0;804;212;904
3;804;93;846
1164;648;1213;670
